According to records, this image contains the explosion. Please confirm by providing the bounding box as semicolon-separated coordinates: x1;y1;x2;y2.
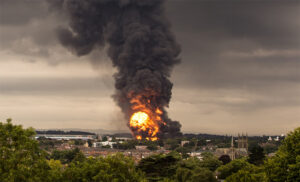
129;108;165;141
130;111;159;141
128;94;165;141
51;0;182;140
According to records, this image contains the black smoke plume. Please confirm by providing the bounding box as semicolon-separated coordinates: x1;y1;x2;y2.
50;0;182;139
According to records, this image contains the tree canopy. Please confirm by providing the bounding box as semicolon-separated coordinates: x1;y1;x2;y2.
63;153;146;182
1;119;299;182
0;119;50;182
248;145;265;165
264;127;300;182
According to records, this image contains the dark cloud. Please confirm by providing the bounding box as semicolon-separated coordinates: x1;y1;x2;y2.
0;77;108;96
0;0;299;134
0;0;48;25
165;0;300;89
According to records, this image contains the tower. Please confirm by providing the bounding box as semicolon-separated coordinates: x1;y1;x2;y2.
238;133;248;151
230;136;236;160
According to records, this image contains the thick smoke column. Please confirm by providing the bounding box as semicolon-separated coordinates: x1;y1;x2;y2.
52;0;182;138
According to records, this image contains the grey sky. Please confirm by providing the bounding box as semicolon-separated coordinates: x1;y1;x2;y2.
0;0;299;135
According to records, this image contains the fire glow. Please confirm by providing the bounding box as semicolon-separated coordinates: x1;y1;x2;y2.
56;0;182;141
129;97;165;141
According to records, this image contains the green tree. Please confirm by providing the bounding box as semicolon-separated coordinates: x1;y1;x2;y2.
74;139;85;146
50;148;85;164
225;164;267;182
63;153;145;182
176;157;217;182
102;136;108;141
175;146;192;158
217;158;249;180
47;159;64;182
113;140;137;150
262;143;278;154
87;139;93;147
264;127;300;182
138;152;181;181
147;143;158;151
218;155;231;165
165;139;180;150
199;152;222;171
176;167;217;182
0;119;51;182
248;145;265;165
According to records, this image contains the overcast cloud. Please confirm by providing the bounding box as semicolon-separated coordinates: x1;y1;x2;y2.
0;0;299;135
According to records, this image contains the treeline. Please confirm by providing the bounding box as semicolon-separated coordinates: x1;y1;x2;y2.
36;130;95;135
1;119;299;182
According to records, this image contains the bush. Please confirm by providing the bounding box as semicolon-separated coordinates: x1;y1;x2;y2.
0;119;51;181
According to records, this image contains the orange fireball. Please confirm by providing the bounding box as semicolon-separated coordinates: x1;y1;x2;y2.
129;110;162;141
130;111;150;130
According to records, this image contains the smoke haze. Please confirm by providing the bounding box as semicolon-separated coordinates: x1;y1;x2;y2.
49;0;182;138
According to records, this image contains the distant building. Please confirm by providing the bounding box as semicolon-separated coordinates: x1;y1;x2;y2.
189;152;203;160
116;137;132;141
238;133;248;151
136;145;148;151
97;135;102;140
35;134;95;140
268;136;273;141
181;141;189;146
215;134;248;160
93;141;116;148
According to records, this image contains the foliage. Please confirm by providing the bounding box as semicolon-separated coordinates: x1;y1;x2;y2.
0;119;51;182
74;139;85;146
165;138;180;150
225;164;267;182
264;127;300;182
261;142;278;154
175;146;192;158
102;136;108;141
198;152;222;171
63;153;146;182
147;143;158;151
47;159;64;181
218;155;231;165
50;148;85;164
87;139;93;147
113;140;138;150
248;145;265;165
217;158;249;180
102;144;112;148
138;152;181;181
2;119;299;182
176;157;217;182
175;167;217;182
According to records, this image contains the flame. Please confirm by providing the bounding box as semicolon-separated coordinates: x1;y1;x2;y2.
129;96;164;141
156;108;163;115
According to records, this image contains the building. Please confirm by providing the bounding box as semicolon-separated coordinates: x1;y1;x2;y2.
181;141;189;146
35;134;95;140
238;133;248;151
93;141;116;148
215;134;248;160
135;145;148;150
189;152;203;160
116;137;132;141
268;136;273;141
